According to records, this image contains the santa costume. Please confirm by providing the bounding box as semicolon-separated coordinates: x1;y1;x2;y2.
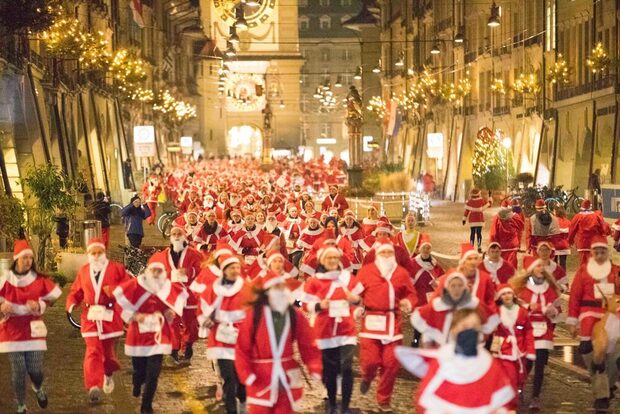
321;185;349;217
480;242;516;285
409;234;444;307
142;173;162;225
395;342;515;414
361;204;380;236
492;284;535;410
568;199;611;264
234;272;322;414
65;238;131;396
489;200;524;268
462;188;490;250
394;223;421;259
355;240;417;409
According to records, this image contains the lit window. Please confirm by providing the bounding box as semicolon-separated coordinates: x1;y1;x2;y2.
320;15;331;30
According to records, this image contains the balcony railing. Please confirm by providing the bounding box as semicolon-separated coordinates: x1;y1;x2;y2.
493;106;510;116
554;76;617;101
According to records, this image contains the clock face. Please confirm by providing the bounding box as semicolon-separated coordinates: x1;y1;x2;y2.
213;0;276;28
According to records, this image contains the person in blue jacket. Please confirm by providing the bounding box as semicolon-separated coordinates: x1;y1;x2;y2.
121;195;151;248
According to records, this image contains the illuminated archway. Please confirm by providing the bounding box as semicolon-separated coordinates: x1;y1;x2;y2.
226;125;262;158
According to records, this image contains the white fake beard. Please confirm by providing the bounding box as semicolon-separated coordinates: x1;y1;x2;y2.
268;288;291;313
375;256;397;276
143;272;166;293
88;254;108;273
170;238;186;252
265;222;277;233
204;201;214;208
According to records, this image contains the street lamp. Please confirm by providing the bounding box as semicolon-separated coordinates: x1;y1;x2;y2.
395;52;404;67
334;76;343;88
353;66;362;80
373;59;382;73
430;43;441;55
488;1;500;27
279;100;285;109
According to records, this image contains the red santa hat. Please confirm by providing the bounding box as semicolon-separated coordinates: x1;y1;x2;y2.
581;199;592;210
375;237;395;254
459;243;479;265
13;239;34;260
590;235;609;250
343;209;355;218
534;199;546;211
418;233;432;249
185;210;199;219
214;241;235;259
523;255;542;273
257;270;302;291
470;188;481;197
86;238;106;253
317;239;342;263
170;225;186;235
265;249;285;267
495;283;514;300
487;241;501;250
445;271;468;286
499;199;511;211
219;253;240;270
367;202;379;211
535;241;555;252
146;253;167;274
373;219;393;236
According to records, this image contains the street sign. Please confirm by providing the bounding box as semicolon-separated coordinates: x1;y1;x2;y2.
427;132;444;159
133;126;156;157
180;136;193;155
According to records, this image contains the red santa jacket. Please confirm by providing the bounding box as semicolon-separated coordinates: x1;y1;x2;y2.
361;218;379;237
355;262;417;343
235;306;322;410
142;178;162;204
463;196;490;227
113;275;188;357
245;254;299;280
410;255;444;306
411;296;499;345
568;210;611;251
197;277;248;360
230;226;269;258
295;226;324;251
281;217;303;249
480;258;516;285
517;280;560;350
541;259;568;291
66;260;131;340
321;193;349;216
493;305;535;361
432;269;498;313
567;259;619;327
189;264;222;297
303;270;360;350
395;345;515;414
196;223;229;252
552;216;571;255
152;247;202;309
0;271;62;353
300;234;355;276
489;213;524;251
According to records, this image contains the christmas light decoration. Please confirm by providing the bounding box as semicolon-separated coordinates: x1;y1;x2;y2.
128;87;154;103
512;72;540;95
491;78;506;94
367;96;387;119
547;53;570;85
586;42;611;74
472;127;508;189
42;16;110;71
109;48;147;96
153;90;197;125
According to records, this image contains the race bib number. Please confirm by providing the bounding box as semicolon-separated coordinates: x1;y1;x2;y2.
30;320;47;338
328;300;350;318
364;314;387;331
215;323;239;345
138;314;162;333
490;336;504;353
286;368;304;388
594;283;614;299
171;269;188;284
532;321;548;337
286;239;295;249
87;305;114;322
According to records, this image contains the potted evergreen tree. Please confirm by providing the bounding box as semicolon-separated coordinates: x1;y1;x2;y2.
472;127;510;203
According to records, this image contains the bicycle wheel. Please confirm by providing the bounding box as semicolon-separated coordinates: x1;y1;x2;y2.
162;214;176;238
66;309;81;330
571;196;584;214
110;203;123;225
545;197;559;212
156;212;169;233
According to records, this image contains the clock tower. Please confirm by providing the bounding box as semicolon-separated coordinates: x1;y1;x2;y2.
199;0;302;157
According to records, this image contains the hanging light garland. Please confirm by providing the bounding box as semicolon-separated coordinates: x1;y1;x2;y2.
109;48;147;96
512;72;540;95
547;53;570;85
367;95;387;119
128;87;154;104
586;42;611;74
153;89;197;125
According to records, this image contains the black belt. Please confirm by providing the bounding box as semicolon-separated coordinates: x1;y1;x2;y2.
580;300;602;307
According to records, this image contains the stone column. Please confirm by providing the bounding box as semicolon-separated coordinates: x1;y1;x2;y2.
346;86;363;188
261;103;273;169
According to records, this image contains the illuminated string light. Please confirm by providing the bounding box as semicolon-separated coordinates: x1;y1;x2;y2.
586;42;611;74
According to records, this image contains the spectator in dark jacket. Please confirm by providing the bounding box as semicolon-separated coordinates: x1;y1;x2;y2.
53;211;70;248
92;192;111;248
121;195;151;248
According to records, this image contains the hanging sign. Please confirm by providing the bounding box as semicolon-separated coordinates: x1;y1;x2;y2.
180;136;193;155
133;126;156;157
426;132;444;159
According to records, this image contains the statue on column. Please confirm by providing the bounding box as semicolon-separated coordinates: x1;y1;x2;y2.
262;102;272;130
346;85;362;126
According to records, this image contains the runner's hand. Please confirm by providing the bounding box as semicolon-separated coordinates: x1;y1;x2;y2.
399;299;412;313
163;309;175;323
204;318;215;329
320;299;330;310
134;313;146;323
27;300;41;313
568;324;578;338
0;302;13;315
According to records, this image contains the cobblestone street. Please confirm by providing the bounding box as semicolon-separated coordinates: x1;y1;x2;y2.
0;202;612;413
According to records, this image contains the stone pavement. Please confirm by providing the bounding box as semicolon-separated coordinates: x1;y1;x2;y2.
0;202;612;413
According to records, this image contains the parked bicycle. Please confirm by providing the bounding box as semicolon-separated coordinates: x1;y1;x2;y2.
157;211;178;238
545;186;584;215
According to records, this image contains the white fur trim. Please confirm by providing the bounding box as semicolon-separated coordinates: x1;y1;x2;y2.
124;344;172;357
0;340;47;353
245;373;257;386
586;259;612;281
87;243;106;252
206;346;236;360
13;248;34;260
316;335;357;350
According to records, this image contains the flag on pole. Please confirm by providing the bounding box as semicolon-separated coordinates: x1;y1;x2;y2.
130;0;145;28
386;100;401;136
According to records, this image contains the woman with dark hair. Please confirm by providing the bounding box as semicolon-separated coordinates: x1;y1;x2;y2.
235;272;322;414
121;195;151;248
0;240;62;414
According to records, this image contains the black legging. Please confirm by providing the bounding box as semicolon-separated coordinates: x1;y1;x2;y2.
526;349;549;398
132;354;163;414
218;359;246;414
127;233;143;248
555;254;567;271
469;226;482;248
322;344;355;410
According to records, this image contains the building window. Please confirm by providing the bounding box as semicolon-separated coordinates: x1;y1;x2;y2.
321;123;332;137
319;15;331;29
321;49;331;61
342;49;352;60
319;0;330;6
342;73;352;85
299;16;309;31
